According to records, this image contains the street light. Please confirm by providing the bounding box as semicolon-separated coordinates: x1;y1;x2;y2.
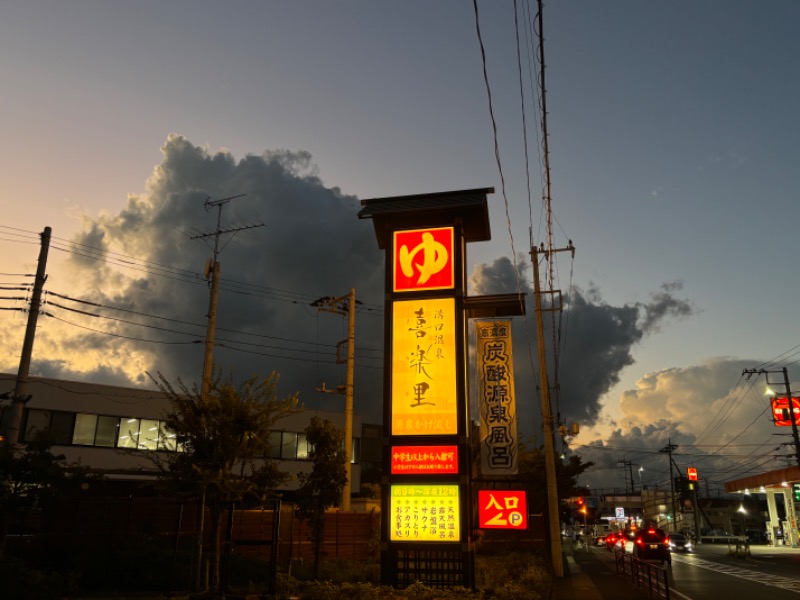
738;504;747;536
638;466;644;490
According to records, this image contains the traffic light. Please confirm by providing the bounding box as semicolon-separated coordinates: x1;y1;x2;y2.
674;476;693;512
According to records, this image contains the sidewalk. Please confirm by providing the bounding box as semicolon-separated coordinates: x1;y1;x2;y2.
550;538;604;600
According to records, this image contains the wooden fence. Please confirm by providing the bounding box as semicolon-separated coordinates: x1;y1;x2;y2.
4;495;381;567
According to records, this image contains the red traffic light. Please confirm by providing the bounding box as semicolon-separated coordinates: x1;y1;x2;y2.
576;497;584;506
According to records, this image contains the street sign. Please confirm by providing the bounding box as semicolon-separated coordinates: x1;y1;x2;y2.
615;507;625;520
478;490;528;529
687;467;698;481
770;396;800;427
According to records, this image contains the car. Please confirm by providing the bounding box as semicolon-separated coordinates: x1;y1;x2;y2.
614;527;638;553
603;532;622;550
745;529;769;545
669;533;692;552
631;527;671;565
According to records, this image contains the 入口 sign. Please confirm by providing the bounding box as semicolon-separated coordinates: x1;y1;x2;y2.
477;490;527;529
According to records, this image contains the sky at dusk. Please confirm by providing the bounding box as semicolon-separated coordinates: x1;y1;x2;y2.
1;1;799;496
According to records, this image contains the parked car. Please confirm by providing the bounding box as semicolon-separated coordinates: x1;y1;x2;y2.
669;533;692;552
745;529;769;545
631;527;671;565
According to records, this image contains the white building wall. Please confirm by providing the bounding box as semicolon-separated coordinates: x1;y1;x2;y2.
0;374;362;494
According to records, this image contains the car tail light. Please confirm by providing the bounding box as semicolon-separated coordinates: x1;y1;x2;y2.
635;537;644;546
664;536;670;544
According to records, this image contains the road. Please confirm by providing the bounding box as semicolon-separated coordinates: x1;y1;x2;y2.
569;541;800;600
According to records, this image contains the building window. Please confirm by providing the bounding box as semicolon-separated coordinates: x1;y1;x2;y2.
117;418;141;449
268;431;283;458
138;419;160;450
158;422;177;451
282;432;298;459
351;437;360;464
296;433;310;460
73;413;98;445
50;412;75;445
23;409;50;441
95;415;119;447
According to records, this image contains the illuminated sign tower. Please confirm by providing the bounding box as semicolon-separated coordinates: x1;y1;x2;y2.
359;187;523;589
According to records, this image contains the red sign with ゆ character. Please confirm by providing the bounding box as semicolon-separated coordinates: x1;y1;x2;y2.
393;227;454;292
478;490;527;529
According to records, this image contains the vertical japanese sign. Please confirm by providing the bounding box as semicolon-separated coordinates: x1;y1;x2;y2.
390;484;460;541
393;227;454;292
476;320;518;475
391;298;457;435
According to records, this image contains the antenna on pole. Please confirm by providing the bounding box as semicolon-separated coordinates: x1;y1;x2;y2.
189;193;264;399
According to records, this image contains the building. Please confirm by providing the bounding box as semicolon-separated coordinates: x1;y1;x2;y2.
725;465;800;547
0;374;366;499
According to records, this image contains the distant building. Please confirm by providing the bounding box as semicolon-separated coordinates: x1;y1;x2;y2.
0;374;368;499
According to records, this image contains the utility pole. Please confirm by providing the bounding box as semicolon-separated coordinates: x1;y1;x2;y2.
659;441;678;533
189;193;261;592
312;290;357;511
531;242;574;578
744;367;800;469
3;226;51;444
617;459;637;495
190;194;262;398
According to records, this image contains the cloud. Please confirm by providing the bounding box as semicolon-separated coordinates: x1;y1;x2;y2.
1;135;780;496
3;134;387;420
469;255;696;432
574;359;794;492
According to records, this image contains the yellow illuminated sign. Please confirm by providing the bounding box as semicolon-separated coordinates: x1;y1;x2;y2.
476;320;518;475
390;484;460;542
391;297;457;435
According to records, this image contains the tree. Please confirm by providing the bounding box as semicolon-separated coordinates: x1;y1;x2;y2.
295;416;347;578
516;440;593;518
0;432;95;559
149;370;301;591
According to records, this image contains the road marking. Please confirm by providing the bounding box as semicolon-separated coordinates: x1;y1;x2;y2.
674;556;800;594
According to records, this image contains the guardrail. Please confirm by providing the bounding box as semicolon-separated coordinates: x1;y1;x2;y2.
615;550;670;599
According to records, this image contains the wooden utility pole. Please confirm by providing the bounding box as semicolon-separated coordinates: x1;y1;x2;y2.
4;226;51;444
188;193;261;592
660;441;678;533
190;193;261;397
312;289;357;511
531;244;563;578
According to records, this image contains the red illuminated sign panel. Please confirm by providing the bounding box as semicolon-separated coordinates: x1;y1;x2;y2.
771;397;800;427
687;467;698;481
391;445;458;474
477;490;528;529
393;227;454;292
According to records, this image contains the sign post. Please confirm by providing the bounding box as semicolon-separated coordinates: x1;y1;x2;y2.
359;188;525;589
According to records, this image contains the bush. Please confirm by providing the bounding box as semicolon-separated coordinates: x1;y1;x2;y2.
272;551;550;600
0;556;80;600
475;551;550;598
